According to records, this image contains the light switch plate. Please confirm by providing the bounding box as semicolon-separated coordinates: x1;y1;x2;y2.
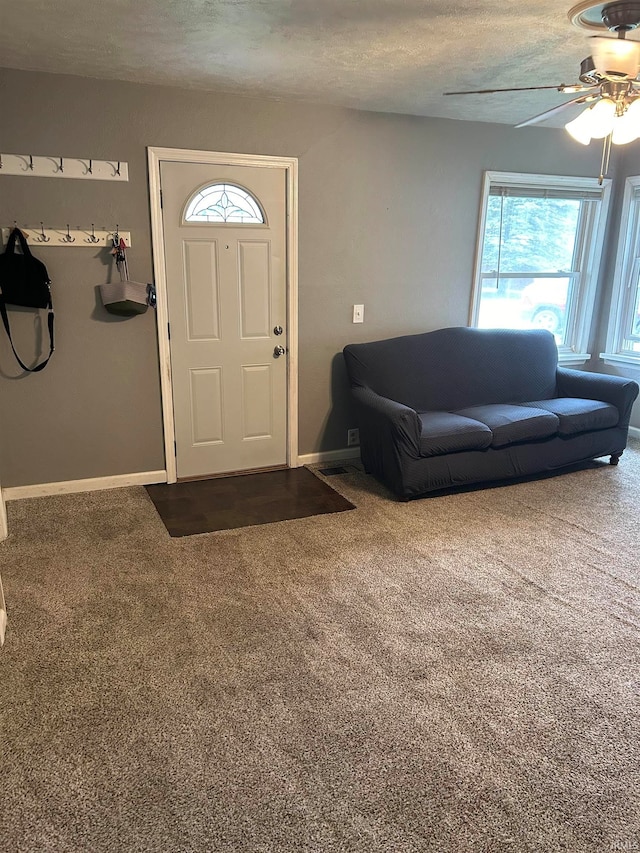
353;304;364;323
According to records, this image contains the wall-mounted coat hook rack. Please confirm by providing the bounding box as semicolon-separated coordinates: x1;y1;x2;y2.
0;153;129;182
1;226;132;247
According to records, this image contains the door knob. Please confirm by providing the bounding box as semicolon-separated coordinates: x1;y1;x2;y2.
273;345;286;358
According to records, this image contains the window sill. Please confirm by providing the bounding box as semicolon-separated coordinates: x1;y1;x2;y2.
558;352;591;367
599;353;640;370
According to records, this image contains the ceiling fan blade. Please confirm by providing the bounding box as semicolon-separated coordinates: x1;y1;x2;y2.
443;84;595;96
515;94;598;128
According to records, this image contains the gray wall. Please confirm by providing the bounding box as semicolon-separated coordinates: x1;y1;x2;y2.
0;67;622;488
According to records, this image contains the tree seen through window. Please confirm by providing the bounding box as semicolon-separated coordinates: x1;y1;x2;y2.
481;196;580;275
478;195;583;344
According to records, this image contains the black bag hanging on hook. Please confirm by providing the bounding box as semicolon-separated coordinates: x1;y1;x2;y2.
0;228;54;372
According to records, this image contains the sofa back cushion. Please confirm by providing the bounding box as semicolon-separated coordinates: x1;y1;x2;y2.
343;327;558;412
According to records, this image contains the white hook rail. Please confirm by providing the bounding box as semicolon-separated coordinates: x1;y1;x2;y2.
0;153;128;182
1;227;132;247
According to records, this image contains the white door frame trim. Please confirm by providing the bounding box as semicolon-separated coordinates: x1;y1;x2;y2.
0;484;7;541
147;147;299;483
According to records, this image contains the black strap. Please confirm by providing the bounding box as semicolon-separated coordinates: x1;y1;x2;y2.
0;299;54;372
5;227;33;258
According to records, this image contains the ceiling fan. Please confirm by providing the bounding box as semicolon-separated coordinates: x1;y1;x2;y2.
443;1;640;180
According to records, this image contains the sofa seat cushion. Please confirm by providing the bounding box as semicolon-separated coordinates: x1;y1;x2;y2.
418;411;492;457
453;404;560;448
523;398;619;435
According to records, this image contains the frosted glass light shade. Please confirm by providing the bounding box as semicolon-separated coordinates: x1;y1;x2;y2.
565;107;594;144
587;98;617;138
612;98;640;144
589;36;640;79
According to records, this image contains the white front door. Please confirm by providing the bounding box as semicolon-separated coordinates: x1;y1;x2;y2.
160;161;289;479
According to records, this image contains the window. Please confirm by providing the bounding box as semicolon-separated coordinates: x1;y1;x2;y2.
184;183;264;224
470;172;611;364
602;175;640;367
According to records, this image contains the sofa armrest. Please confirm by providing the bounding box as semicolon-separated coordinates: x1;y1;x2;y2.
556;367;639;427
351;386;421;456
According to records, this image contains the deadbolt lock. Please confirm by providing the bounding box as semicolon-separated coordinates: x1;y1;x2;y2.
274;325;283;335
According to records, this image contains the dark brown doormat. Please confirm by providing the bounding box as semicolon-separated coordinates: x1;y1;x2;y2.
145;467;355;537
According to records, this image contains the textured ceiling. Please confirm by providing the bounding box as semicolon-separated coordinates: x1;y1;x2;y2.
0;0;630;126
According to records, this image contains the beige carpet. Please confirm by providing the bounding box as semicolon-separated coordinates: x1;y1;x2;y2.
1;450;639;853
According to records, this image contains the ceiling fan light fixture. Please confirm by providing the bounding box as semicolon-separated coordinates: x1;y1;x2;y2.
565;107;595;143
612;95;640;141
586;96;618;135
589;35;640;78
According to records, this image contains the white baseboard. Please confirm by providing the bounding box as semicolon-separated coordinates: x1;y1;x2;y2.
628;426;640;440
3;470;167;501
298;448;360;466
3;455;358;501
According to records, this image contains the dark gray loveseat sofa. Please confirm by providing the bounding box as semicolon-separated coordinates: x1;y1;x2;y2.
343;327;639;500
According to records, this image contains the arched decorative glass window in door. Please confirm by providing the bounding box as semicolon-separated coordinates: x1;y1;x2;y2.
183;182;265;224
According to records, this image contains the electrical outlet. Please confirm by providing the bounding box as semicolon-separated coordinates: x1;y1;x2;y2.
347;428;360;447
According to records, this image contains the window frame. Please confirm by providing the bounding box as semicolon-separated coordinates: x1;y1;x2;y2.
469;171;612;366
182;181;267;225
601;174;640;368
